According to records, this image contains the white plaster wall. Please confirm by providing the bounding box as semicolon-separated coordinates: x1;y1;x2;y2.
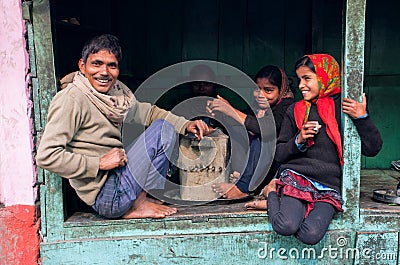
0;0;36;206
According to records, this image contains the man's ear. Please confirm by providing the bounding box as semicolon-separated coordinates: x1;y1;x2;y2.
78;59;85;74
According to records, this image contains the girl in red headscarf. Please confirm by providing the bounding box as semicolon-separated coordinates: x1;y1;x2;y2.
246;54;382;245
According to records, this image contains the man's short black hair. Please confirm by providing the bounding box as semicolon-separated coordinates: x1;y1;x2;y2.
81;34;122;63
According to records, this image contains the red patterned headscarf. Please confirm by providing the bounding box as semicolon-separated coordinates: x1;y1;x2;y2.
294;54;343;165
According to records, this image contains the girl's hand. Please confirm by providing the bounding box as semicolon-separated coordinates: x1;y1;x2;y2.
206;95;235;117
297;121;320;144
259;179;277;199
342;93;367;119
207;95;247;124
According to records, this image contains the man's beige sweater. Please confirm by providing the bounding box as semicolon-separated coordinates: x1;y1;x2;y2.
36;82;188;206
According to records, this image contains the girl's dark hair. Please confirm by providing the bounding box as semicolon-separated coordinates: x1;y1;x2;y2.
254;65;283;92
81;34;122;63
294;55;315;73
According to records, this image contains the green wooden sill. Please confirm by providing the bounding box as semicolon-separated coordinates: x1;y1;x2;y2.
58;169;400;241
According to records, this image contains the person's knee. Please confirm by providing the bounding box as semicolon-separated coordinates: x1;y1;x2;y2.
296;223;326;245
151;119;172;131
151;119;176;142
94;199;133;219
270;215;301;236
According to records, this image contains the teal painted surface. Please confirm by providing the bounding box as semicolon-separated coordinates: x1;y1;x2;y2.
60;211;346;241
41;231;356;265
360;214;400;232
355;232;398;265
340;0;366;225
32;0;63;240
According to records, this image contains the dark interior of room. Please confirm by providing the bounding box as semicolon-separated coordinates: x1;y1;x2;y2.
49;0;400;218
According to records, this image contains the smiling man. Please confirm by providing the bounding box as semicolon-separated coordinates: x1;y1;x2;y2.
36;34;209;219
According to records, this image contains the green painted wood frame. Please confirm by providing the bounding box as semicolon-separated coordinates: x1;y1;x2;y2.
32;0;366;243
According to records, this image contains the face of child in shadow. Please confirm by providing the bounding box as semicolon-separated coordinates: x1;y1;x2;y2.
191;81;216;97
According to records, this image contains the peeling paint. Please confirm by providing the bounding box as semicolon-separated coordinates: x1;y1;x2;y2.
0;205;40;265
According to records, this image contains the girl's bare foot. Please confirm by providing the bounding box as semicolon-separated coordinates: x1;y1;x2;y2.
122;191;177;219
245;199;267;210
229;171;241;183
212;183;249;199
260;179;277;198
244;179;277;210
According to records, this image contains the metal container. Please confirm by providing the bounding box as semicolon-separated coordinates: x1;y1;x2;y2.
178;130;229;201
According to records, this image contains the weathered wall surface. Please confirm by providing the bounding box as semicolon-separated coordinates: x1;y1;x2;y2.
0;0;40;264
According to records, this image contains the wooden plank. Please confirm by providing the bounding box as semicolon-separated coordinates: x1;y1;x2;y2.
360;214;400;232
365;0;400;76
244;0;285;76
80;0;112;32
283;0;311;73
340;0;366;227
311;1;342;59
32;0;64;240
145;0;183;75
283;0;312;101
66;202;265;223
114;1;147;85
181;0;219;61
321;1;342;59
40;230;355;265
311;0;325;53
62;198;344;241
217;0;246;70
62;202;271;240
364;75;400;87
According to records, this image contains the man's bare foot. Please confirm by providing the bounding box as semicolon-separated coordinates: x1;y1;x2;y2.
245;199;267;210
146;196;164;205
229;171;241;183
212;183;249;199
122;191;177;219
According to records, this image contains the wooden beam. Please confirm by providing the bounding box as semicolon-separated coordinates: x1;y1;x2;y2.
341;0;366;226
32;0;64;240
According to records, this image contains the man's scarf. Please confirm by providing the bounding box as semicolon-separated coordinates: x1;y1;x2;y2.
67;71;134;127
294;54;343;165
